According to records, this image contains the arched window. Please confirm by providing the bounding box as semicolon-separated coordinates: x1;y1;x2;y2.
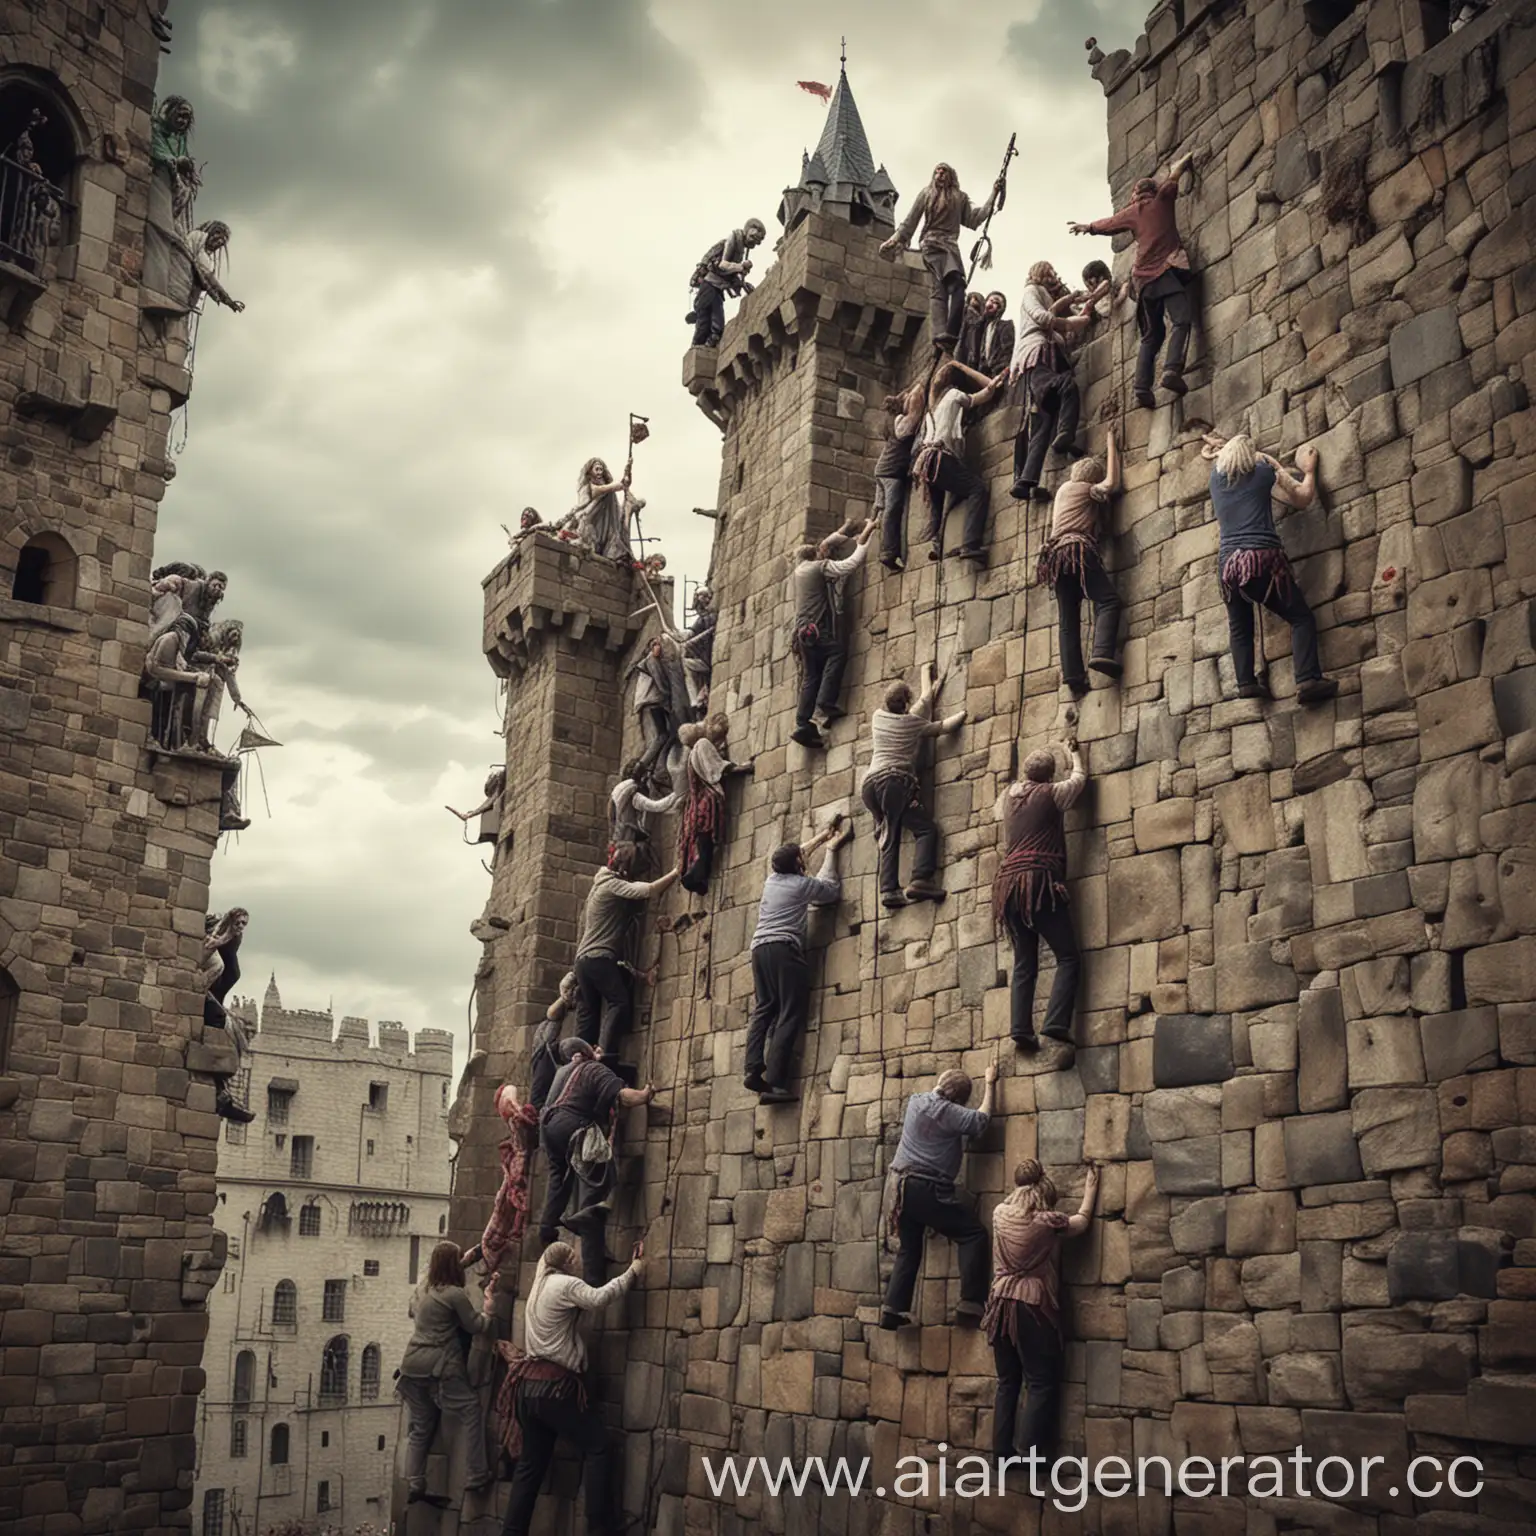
359;1343;381;1402
0;73;79;274
232;1349;255;1408
318;1335;349;1406
298;1202;321;1237
258;1192;289;1232
9;532;76;607
271;1279;296;1328
0;966;17;1074
269;1422;289;1466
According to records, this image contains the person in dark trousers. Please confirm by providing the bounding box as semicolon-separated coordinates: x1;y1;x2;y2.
687;219;765;346
1070;150;1196;407
744;820;852;1104
1008;260;1108;501
985;1159;1099;1472
677;713;749;895
398;1241;496;1506
789;519;874;748
497;1239;643;1536
993;740;1087;1053
910;360;1006;563
1209;433;1337;704
537;1042;655;1284
572;843;677;1058
875;382;926;572
861;664;966;908
1037;426;1123;694
881;1061;996;1330
973;291;1016;382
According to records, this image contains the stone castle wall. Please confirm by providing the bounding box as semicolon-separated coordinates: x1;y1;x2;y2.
455;3;1536;1534
0;5;236;1535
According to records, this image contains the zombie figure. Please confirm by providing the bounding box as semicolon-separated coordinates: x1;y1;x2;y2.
1036;428;1124;694
529;974;578;1111
448;767;506;848
789;519;875;748
861;665;966;909
881;163;1004;350
1008;261;1108;501
687;219;766;347
956;290;985;368
191;618;251;753
1070;151;1196;406
466;1084;542;1277
572;458;641;564
201;907;255;1123
509;507;543;549
677;714;748;895
143;614;210;750
628;634;691;785
682;586;716;715
881;1062;997;1331
609;761;681;852
973;291;1015;380
993;742;1087;1053
909;361;1005;562
1209;435;1336;704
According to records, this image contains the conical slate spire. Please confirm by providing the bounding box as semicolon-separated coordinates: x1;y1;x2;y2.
778;61;899;233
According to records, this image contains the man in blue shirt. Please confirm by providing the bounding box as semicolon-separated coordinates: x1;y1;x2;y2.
882;1062;997;1330
745;822;853;1104
1209;434;1337;704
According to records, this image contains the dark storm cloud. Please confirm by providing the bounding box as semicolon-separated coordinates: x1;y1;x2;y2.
163;0;704;253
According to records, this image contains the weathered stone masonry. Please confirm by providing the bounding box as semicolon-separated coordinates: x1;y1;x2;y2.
454;4;1536;1534
1;5;234;1534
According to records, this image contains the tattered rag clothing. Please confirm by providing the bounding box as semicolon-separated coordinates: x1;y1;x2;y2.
983;1208;1073;1343
478;1104;541;1274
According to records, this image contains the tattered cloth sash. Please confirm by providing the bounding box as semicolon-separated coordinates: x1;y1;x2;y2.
861;767;921;852
991;784;1068;930
495;1349;584;1458
478;1103;541;1275
677;768;724;876
1219;545;1294;605
909;442;948;517
1034;534;1098;589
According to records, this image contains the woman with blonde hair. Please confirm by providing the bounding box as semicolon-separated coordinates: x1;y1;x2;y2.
984;1158;1099;1464
497;1238;644;1536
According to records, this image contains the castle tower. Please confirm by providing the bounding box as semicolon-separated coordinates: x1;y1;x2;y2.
448;7;1536;1533
446;540;661;1247
0;5;238;1533
777;64;899;233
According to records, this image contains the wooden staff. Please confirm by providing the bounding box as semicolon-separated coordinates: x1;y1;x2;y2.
966;131;1017;284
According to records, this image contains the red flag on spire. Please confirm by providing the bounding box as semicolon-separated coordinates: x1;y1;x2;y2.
797;80;832;102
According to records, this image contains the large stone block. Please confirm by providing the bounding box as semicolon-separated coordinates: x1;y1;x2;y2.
1225;1192;1296;1257
1152;1015;1234;1088
1388;304;1463;387
1213;775;1276;855
1215;942;1299;1013
1417;677;1501;761
1466;937;1536;1005
1134;798;1196;852
1352;1087;1440;1174
1153;1136;1224;1196
1282;1112;1363;1187
1342;1330;1474;1408
1107;851;1183;944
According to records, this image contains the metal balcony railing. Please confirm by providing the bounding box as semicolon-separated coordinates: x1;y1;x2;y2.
0;156;70;275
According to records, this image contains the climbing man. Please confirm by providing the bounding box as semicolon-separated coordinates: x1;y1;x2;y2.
880;162;1005;351
974;291;1015;383
789;518;875;749
882;1060;997;1330
993;739;1087;1055
874;381;926;573
1008;261;1108;502
536;1040;656;1283
1209;434;1337;704
744;819;854;1105
1037;425;1124;694
572;843;679;1058
861;663;966;909
910;360;1007;564
1069;149;1197;407
687;218;766;347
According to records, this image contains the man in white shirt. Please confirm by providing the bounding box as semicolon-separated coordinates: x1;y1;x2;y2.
789;519;875;749
910;360;1006;563
861;664;967;908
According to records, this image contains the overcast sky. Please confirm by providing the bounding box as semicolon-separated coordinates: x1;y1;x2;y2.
155;0;1149;1072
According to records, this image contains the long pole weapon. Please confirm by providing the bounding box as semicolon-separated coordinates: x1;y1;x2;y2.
625;411;652;559
966;131;1017;285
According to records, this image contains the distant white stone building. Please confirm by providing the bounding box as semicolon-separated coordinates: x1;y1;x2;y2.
194;978;455;1536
